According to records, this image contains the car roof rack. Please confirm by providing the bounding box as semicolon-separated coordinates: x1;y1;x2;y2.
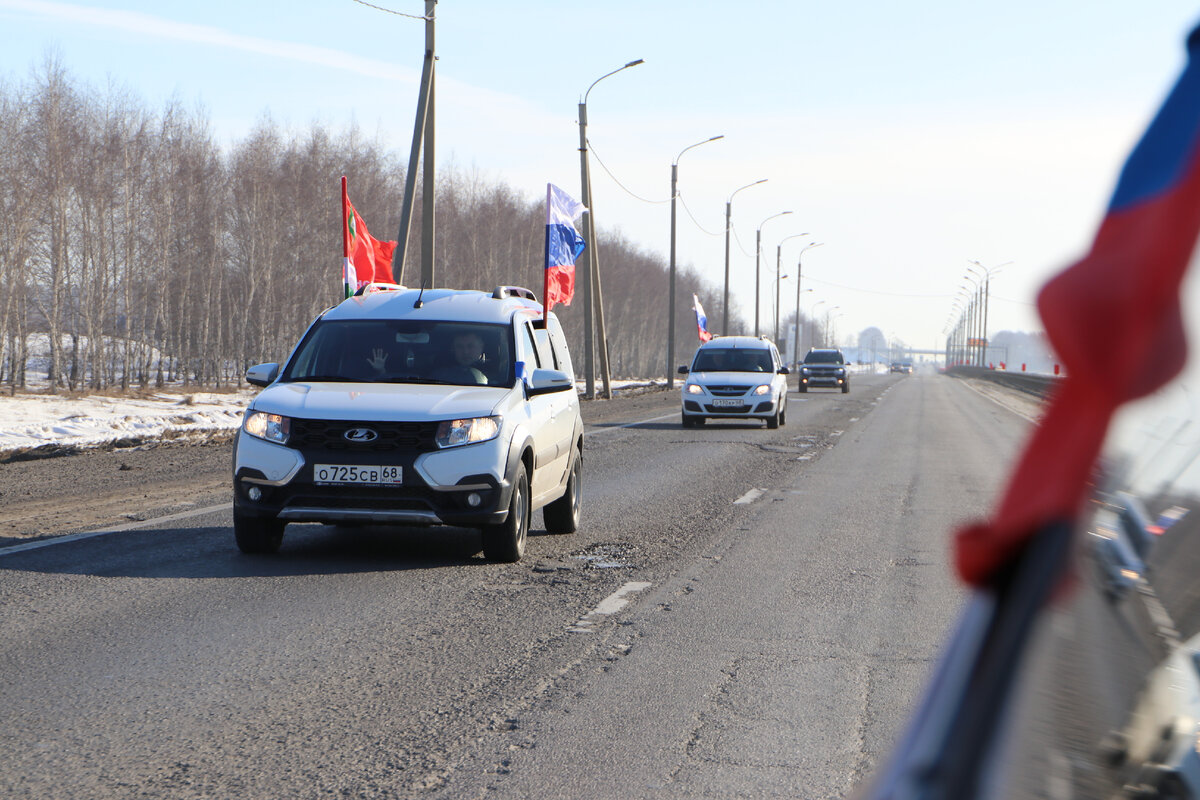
354;282;407;297
491;285;538;301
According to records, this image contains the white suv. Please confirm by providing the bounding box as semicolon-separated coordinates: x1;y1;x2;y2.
233;284;583;562
678;336;790;428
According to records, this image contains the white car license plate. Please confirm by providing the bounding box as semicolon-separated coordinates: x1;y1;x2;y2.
712;398;744;407
314;464;403;485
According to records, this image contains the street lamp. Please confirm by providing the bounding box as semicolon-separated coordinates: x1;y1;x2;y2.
793;242;823;369
967;259;1010;370
668;134;724;388
774;233;810;345
823;306;841;347
755;211;792;337
961;275;982;366
578;58;643;399
723;179;767;335
810;299;826;350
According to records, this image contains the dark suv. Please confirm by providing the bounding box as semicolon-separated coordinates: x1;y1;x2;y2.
799;348;850;393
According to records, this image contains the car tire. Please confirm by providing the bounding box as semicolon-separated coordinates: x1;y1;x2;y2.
681;413;695;428
543;452;581;534
798;384;807;393
483;463;529;562
767;409;780;429
779;398;787;426
234;511;285;554
841;384;850;393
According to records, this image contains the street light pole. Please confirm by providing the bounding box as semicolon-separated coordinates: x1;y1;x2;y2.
723;179;767;336
793;242;823;368
773;233;809;345
577;58;643;399
668;134;724;388
754;211;792;337
967;259;1010;369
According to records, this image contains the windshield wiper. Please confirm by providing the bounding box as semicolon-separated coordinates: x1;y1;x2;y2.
291;374;354;382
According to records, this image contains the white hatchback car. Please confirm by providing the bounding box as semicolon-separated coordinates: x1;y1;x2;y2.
678;336;790;428
233;284;583;562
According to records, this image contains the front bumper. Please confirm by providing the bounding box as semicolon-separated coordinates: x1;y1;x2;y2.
682;398;777;418
233;430;514;528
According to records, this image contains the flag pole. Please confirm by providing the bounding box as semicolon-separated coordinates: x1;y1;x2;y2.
341;176;352;299
543;183;551;320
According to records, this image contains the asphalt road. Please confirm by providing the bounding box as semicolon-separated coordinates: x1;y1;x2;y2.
0;372;1037;799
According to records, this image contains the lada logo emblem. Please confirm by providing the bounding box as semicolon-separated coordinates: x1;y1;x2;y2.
344;427;379;443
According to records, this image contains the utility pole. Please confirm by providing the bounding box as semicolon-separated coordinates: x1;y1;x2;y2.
393;1;437;287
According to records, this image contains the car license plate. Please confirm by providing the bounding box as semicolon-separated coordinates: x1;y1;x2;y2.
712;398;743;407
314;464;403;485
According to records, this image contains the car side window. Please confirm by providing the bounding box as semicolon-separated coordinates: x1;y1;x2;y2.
532;326;556;371
519;322;540;368
546;317;575;381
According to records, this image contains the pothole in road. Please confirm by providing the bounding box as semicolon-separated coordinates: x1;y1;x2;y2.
570;542;638;569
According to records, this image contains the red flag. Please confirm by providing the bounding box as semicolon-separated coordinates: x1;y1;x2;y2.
342;177;397;293
954;27;1200;587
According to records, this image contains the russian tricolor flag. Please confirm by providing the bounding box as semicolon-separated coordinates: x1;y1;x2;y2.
693;294;713;342
543;184;587;313
955;25;1200;587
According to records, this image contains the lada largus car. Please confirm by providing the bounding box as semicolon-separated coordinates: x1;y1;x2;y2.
677;336;789;429
233;284;584;563
799;347;850;393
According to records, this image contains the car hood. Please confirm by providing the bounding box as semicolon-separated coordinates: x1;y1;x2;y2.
688;371;778;384
251;381;510;420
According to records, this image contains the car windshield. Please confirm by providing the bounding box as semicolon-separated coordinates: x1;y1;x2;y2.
281;319;513;387
805;350;843;365
693;348;773;373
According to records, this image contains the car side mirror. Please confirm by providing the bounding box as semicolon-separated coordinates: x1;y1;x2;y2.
778;366;790;375
677;365;689;375
528;368;574;396
245;362;280;387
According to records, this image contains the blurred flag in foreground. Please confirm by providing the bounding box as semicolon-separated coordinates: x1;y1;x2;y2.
956;26;1200;587
341;176;397;298
543;183;587;313
693;294;713;342
862;24;1200;800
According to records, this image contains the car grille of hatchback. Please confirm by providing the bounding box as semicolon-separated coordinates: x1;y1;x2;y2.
289;418;440;452
706;385;751;397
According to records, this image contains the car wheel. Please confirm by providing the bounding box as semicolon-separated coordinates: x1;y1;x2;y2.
767;409;780;429
681;412;696;428
841;383;850;393
483;463;529;562
798;384;807;393
779;399;787;426
234;511;284;554
543;452;581;534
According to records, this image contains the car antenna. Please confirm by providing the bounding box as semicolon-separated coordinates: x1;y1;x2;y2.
414;281;427;309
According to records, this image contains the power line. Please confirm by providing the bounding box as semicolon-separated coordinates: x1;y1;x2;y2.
349;0;431;20
675;190;722;237
586;139;669;204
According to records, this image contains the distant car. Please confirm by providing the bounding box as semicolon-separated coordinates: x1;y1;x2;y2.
678;336;789;428
890;360;914;374
799;348;850;393
1087;505;1146;599
232;283;584;562
1103;631;1200;799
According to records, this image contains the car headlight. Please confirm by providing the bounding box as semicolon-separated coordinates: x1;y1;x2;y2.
836;368;845;376
801;367;811;375
754;384;771;395
436;416;500;448
686;383;704;395
243;411;291;444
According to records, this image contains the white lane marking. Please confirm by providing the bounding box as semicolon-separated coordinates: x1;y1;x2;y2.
586;413;678;436
831;430;844;437
569;581;653;633
733;488;764;505
0;502;234;557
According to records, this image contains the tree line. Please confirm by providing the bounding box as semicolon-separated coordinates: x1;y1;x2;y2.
0;58;835;395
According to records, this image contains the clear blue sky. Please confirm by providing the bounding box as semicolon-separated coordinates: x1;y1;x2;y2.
3;0;1200;353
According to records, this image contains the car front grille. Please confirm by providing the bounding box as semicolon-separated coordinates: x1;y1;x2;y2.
289;418;440;452
706;385;751;397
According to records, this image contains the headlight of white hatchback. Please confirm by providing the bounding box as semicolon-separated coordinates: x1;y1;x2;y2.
686;383;704;395
243;411;291;444
436;416;500;448
753;384;771;395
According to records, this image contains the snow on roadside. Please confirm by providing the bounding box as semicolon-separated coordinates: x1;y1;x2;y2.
0;391;253;460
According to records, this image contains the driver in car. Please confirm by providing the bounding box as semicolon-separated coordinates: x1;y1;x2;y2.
437;331;488;385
